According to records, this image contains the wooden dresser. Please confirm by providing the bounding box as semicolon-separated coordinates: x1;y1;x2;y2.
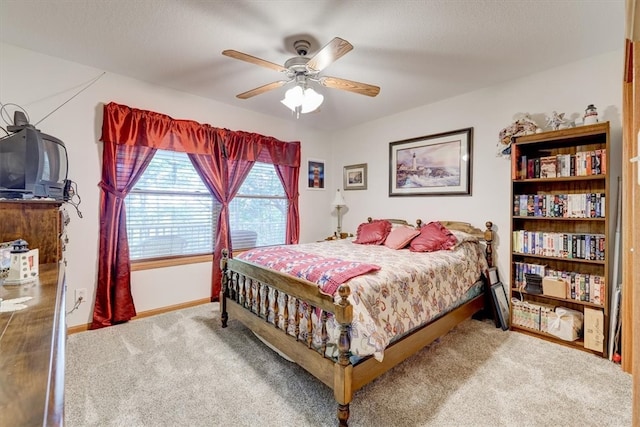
0;200;67;426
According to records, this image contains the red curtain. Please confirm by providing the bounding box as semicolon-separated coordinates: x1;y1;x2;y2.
275;163;300;245
95;102;300;327
93;143;156;328
188;131;255;299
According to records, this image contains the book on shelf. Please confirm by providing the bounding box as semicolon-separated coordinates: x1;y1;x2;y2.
593;149;602;175
511;299;556;332
527;159;535;179
512;193;605;218
515;149;607;180
519;195;528;216
512;230;605;261
556;154;570;177
527;195;535;216
513;262;607;305
540;156;557;178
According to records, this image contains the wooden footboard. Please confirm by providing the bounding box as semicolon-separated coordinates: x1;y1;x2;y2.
220;220;493;426
220;252;354;424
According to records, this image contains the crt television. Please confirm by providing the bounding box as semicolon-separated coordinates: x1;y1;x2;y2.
0;121;69;201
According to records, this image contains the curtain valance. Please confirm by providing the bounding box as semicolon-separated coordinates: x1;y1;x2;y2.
101;102;300;166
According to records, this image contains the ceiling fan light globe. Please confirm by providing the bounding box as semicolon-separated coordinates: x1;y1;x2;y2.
300;88;324;113
281;86;305;111
281;86;323;114
280;97;296;111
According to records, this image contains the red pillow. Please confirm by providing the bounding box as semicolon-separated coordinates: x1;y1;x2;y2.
384;226;421;249
409;221;458;252
353;219;392;245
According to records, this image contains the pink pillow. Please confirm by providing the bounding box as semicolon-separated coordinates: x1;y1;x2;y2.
353;219;392;245
384;226;420;249
409;221;458;252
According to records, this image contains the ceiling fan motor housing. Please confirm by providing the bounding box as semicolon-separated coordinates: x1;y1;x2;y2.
293;39;311;56
284;56;312;75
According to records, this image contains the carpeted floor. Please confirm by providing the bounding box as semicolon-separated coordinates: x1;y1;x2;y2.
65;303;632;426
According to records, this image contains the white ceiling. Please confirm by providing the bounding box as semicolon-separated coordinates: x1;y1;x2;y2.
0;0;625;131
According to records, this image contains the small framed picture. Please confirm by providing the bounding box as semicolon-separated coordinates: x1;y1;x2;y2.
307;159;325;190
487;267;499;285
343;163;367;190
491;282;510;331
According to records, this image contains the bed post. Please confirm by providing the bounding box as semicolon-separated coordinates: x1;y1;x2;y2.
334;284;353;426
484;221;494;268
220;248;229;328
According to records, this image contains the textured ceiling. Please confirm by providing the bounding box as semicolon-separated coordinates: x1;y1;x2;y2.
0;0;625;131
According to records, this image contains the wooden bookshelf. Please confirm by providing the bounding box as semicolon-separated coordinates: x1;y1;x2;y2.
509;122;609;357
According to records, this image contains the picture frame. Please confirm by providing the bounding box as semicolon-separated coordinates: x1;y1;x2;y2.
307;159;325;190
487;267;499;285
343;163;367;191
389;127;473;196
491;282;510;331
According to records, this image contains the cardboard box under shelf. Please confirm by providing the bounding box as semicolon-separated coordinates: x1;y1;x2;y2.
547;307;583;342
542;276;567;299
583;307;604;353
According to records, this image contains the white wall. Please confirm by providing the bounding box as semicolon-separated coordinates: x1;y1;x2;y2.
330;50;623;289
0;43;333;326
0;42;623;328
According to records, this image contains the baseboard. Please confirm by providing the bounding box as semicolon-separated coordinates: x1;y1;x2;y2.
66;298;212;335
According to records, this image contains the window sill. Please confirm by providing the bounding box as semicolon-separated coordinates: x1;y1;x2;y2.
130;249;253;271
131;254;212;271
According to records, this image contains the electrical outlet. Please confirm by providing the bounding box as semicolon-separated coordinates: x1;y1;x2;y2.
75;288;86;303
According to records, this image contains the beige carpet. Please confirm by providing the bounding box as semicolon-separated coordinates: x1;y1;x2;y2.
65;303;632;426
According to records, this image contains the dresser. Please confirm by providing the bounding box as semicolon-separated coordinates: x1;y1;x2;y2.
0;200;67;426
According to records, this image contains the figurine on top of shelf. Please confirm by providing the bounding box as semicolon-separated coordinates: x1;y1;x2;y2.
546;111;569;131
497;114;541;158
583;104;599;125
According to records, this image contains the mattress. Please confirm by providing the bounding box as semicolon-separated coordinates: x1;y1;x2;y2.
236;230;489;361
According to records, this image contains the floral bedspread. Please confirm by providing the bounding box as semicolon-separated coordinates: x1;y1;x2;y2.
237;231;488;362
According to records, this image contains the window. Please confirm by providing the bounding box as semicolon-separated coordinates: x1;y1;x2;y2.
126;150;286;262
126;150;219;261
229;162;287;248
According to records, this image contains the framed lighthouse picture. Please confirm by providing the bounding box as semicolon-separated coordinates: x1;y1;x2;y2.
389;128;472;196
307;158;325;190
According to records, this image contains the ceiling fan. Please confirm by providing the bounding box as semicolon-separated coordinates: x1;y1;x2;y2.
222;37;380;114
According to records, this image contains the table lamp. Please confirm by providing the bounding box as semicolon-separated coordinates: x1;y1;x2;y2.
332;189;346;236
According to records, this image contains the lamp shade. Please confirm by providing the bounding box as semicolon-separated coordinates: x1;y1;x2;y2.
332;189;346;207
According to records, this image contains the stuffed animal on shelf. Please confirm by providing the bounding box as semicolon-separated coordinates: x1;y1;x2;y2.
497;115;540;158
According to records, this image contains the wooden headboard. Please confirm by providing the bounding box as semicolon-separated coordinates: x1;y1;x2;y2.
437;220;493;242
366;217;419;228
366;217;494;267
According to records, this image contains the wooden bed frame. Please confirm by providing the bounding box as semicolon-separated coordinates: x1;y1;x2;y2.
220;220;494;426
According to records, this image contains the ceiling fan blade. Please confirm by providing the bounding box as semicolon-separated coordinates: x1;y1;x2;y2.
236;80;288;99
222;50;288;73
319;76;380;97
306;37;353;72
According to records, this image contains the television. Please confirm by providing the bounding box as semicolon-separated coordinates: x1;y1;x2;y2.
0;114;69;201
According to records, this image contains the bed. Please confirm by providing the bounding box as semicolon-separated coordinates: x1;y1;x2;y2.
220;219;494;426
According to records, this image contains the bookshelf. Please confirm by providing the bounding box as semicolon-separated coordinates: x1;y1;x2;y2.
509;122;609;357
